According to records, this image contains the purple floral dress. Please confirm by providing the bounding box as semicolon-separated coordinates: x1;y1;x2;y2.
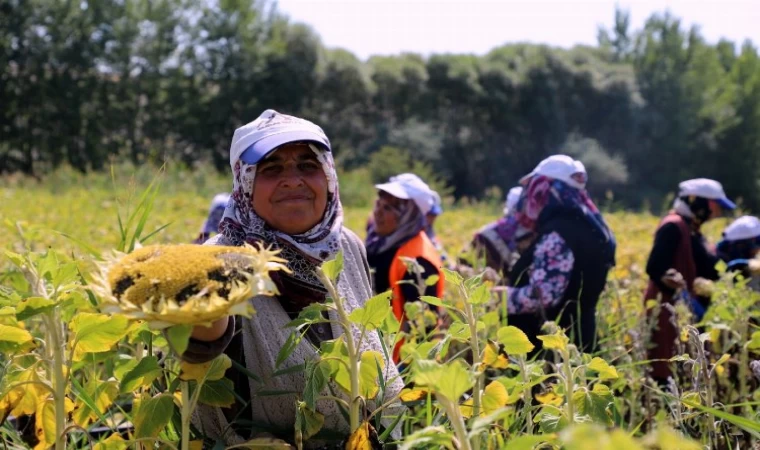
508;231;575;314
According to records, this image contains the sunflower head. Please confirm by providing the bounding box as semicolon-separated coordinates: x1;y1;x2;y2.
94;244;288;328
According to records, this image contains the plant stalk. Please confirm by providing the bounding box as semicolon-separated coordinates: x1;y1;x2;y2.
441;397;473;450
317;270;360;432
46;312;67;450
517;357;533;434
461;292;483;449
562;349;574;423
181;381;191;450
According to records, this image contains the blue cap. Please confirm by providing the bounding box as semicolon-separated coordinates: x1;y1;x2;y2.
429;204;443;216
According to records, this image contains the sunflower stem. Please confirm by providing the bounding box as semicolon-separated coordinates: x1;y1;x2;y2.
181;380;191;450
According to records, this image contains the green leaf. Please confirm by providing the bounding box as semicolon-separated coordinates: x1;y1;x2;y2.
72;378;119;427
713;353;731;367
413;359;473;401
120;356;163;393
237;437;293;449
398;426;453;450
51;261;79;289
587;357;619;380
166;324;193;356
133;394;174;439
15;297;56;321
180;354;232;382
497;326;535;355
276;331;303;369
538;331;569;352
424;274;440;287
286;303;329;328
468;283;490;305
572;385;615;426
420;295;447;309
303;359;330;410
746;331;760;350
348;292;391;331
441;267;463;286
681;391;701;408
448;321;472;341
679;396;760;438
70;313;131;361
464;273;484;292
197;378;236;407
296;402;325;441
0;324;33;353
359;351;385;400
320;251;344;282
504;434;557;450
4;250;25;268
646;427;702;450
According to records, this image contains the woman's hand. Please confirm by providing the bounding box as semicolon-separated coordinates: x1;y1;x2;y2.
661;269;686;290
693;277;715;297
191;317;229;342
748;259;760;275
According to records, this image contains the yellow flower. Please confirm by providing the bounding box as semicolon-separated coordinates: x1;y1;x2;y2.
93;244;288;328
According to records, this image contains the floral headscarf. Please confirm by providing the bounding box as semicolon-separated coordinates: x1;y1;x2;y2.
218;143;343;290
515;175;616;266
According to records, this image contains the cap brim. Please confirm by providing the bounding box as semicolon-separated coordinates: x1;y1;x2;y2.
240;131;331;165
718;198;736;210
519;172;535;185
375;182;411;200
429;205;443;215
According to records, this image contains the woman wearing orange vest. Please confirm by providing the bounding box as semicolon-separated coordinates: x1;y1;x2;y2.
365;174;445;364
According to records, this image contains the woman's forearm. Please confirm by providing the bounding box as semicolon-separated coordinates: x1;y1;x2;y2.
192;317;230;341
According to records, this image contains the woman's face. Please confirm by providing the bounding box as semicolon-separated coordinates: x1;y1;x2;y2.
372;192;403;237
708;200;723;220
251;143;328;235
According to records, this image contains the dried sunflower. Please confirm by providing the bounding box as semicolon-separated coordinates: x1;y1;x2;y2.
93;244;288;328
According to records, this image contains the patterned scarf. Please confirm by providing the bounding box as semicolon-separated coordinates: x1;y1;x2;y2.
477;215;520;253
515;175;616;266
218;144;343;292
365;198;426;257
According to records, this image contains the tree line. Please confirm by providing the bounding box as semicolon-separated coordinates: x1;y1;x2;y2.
2;1;759;209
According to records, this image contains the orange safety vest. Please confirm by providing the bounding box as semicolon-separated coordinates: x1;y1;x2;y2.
388;231;444;363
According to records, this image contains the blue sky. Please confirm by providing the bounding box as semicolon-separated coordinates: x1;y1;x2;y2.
275;0;760;60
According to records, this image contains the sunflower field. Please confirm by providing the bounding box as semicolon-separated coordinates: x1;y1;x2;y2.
1;165;758;450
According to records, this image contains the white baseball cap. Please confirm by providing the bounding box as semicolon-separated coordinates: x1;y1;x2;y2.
722;216;760;241
504;186;523;215
678;178;736;210
376;174;435;215
229;109;331;170
209;193;231;211
520;154;588;189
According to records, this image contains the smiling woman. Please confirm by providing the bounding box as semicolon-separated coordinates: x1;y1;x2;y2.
179;110;404;447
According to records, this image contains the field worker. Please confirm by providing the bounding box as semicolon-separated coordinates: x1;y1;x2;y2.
469;186;525;278
644;178;735;383
716;215;760;289
182;110;403;447
507;154;616;355
365;173;445;363
193;193;231;243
